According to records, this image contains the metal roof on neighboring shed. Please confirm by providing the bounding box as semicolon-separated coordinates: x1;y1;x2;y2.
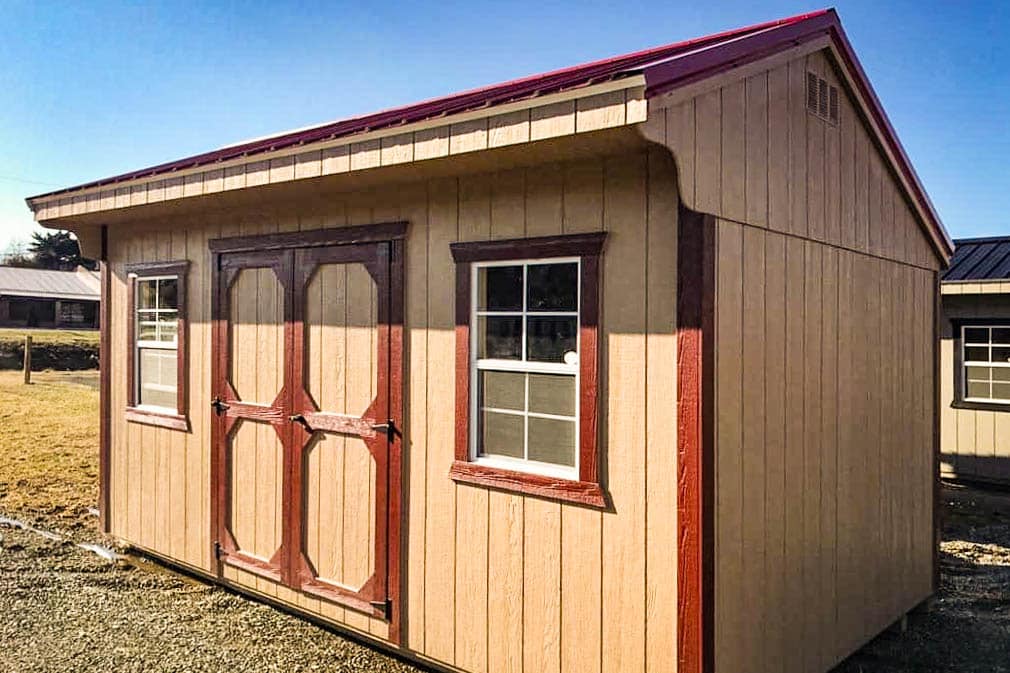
942;237;1010;281
0;266;100;301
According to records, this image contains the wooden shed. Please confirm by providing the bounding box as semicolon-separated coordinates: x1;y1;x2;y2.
940;237;1010;485
26;10;951;673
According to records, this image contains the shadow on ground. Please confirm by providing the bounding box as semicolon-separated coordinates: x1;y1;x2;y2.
833;483;1010;672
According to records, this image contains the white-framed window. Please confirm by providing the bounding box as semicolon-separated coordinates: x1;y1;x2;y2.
470;258;580;479
963;325;1010;404
135;275;179;411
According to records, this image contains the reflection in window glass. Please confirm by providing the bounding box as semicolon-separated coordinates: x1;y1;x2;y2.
527;263;578;311
526;316;577;362
478;316;522;359
478;266;523;311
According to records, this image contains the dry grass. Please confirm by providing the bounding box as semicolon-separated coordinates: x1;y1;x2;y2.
0;327;99;348
0;369;99;526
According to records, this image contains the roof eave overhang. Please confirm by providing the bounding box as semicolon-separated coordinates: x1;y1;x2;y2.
26;77;649;222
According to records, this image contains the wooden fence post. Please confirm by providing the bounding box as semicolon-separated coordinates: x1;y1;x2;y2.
23;335;31;384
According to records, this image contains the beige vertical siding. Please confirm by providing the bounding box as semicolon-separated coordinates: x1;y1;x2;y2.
714;221;936;673
105;146;680;673
940;293;1010;484
651;45;942;673
650;49;939;271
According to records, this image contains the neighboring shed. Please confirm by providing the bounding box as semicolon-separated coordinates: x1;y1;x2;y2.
940;236;1010;484
24;10;950;673
0;265;100;328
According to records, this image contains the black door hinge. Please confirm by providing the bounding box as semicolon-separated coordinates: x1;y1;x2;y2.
369;599;392;619
214;540;224;560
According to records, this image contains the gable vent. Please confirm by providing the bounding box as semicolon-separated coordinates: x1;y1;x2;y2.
806;71;839;125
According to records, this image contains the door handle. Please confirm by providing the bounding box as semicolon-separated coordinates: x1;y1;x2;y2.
211;397;230;416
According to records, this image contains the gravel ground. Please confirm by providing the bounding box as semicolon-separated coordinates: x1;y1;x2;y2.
833;483;1010;672
0;519;422;673
4;470;1010;670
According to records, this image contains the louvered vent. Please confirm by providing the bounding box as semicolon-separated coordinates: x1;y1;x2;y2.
805;71;839;125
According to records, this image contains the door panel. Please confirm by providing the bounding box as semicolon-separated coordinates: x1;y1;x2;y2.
303;432;376;591
229;267;285;402
290;245;390;615
229;419;284;561
213;251;291;582
211;237;401;628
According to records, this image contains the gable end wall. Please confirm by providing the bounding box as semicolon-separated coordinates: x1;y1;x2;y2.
644;47;939;673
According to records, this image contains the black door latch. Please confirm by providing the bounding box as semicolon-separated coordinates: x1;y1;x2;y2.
211;397;230;416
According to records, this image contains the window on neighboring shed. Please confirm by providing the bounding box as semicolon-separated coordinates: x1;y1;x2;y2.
963;325;1010;404
449;233;607;508
126;261;189;431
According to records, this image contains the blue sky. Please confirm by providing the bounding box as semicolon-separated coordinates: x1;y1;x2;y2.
1;0;1007;250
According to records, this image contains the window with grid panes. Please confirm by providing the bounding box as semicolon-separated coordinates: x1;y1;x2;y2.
472;259;580;478
135;276;179;410
963;325;1010;404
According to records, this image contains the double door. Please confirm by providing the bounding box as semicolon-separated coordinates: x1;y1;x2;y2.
210;236;402;621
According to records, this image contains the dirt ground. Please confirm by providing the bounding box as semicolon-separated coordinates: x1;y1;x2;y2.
2;371;1010;671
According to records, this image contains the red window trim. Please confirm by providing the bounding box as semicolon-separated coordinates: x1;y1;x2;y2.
448;232;607;509
125;260;190;432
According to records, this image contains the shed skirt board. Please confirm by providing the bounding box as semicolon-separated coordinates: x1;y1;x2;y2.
210;237;402;631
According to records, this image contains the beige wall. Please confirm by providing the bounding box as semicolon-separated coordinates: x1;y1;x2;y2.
644;46;941;673
105;146;681;673
940;292;1010;484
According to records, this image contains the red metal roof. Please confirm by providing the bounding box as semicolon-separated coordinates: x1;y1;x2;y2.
29;10;828;199
29;8;951;258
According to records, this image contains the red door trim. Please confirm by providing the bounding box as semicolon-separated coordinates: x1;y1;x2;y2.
676;204;716;673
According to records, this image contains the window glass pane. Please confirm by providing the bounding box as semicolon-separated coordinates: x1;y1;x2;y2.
993;346;1010;363
159;321;178;344
526;316;577;362
481;410;524;459
480;370;525;411
528;373;576;417
478;266;523;311
527;417;575;466
478;316;522;359
994;383;1010;401
965;346;989;362
138;322;158;342
139;348;177;408
994;368;1010;382
964;327;989;343
527;263;578;312
137;280;157;310
968;381;991;399
993;328;1010;344
966;366;991;382
158;278;178;310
